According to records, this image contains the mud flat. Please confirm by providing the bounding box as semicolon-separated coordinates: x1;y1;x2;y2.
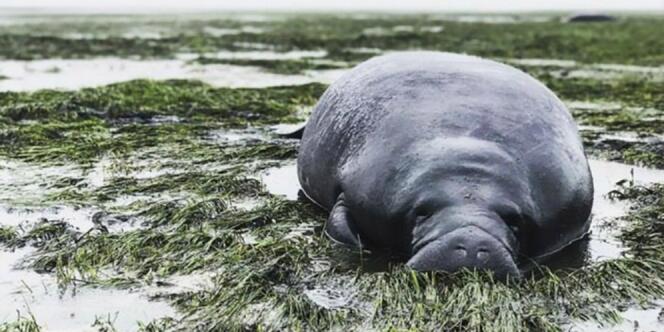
1;12;664;332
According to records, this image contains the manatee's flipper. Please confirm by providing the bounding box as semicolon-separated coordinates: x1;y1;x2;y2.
278;125;305;139
325;193;362;248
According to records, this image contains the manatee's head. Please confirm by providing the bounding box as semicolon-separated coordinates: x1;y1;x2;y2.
381;137;537;279
406;206;522;278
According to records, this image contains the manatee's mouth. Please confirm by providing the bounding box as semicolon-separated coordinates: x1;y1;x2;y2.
407;225;520;278
412;225;517;259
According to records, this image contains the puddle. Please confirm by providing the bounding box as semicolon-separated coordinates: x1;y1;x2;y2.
0;58;348;92
438;15;552;24
301;276;370;313
121;30;165;40
505;58;664;80
0;248;175;331
241;232;260;245
421;26;444;33
567;100;623;111
260;162;299;200
207;128;267;143
302;68;349;84
284;222;317;239
232;198;263;211
362;25;442;36
200;50;326;61
506;58;578;68
597;131;663;144
0;159;82;204
0;203;144;234
445;15;519;24
303;286;352;309
145;272;217;297
594;63;664;75
0;205;99;232
269;122;306;136
85;155;113;188
558;69;630;81
231;42;278;51
557;68;664;82
570;300;664;332
0;58;201;92
344;47;382;55
0;157;150;233
586;160;664;259
362;27;392;36
150;115;182;124
202;25;265;37
392;25;414;32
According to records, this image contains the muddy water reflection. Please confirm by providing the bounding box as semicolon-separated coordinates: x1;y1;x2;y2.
0;248;175;330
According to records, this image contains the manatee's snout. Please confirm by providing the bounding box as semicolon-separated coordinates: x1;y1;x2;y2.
407;226;519;278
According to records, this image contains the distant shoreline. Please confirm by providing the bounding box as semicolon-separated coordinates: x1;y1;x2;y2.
1;7;663;16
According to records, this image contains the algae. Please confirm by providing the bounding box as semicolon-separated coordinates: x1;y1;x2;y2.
0;313;41;332
0;80;321;164
6;177;664;331
0;79;325;123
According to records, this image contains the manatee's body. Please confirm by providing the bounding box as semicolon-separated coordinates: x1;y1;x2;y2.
297;52;593;277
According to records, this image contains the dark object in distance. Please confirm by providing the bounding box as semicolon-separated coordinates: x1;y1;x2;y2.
294;52;594;279
567;13;616;23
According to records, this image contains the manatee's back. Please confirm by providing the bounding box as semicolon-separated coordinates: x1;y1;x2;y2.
297;53;405;208
298;52;544;209
298;52;592;236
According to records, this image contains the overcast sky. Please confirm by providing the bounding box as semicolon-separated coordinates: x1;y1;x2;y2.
2;0;663;13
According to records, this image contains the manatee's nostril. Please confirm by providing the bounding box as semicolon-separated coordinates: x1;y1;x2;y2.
407;227;520;278
476;248;490;261
454;245;467;258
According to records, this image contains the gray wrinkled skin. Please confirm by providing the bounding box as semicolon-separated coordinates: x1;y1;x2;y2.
297;52;593;278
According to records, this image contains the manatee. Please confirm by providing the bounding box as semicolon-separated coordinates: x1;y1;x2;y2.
296;52;593;278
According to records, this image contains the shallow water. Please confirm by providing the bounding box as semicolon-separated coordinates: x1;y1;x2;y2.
506;58;579;68
0;159;82;204
586;160;664;261
5;54;661;93
506;58;664;81
260;162;299;200
0;57;346;91
433;15;553;24
202;25;266;37
0;205;100;232
570;300;664;332
302;277;360;310
269;122;307;135
0;248;175;330
202;50;326;61
207;127;268;143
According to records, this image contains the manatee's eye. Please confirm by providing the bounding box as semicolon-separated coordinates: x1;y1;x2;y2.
500;210;524;237
493;202;524;237
413;205;432;222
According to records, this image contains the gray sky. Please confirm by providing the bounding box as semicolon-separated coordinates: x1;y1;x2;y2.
2;0;663;13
